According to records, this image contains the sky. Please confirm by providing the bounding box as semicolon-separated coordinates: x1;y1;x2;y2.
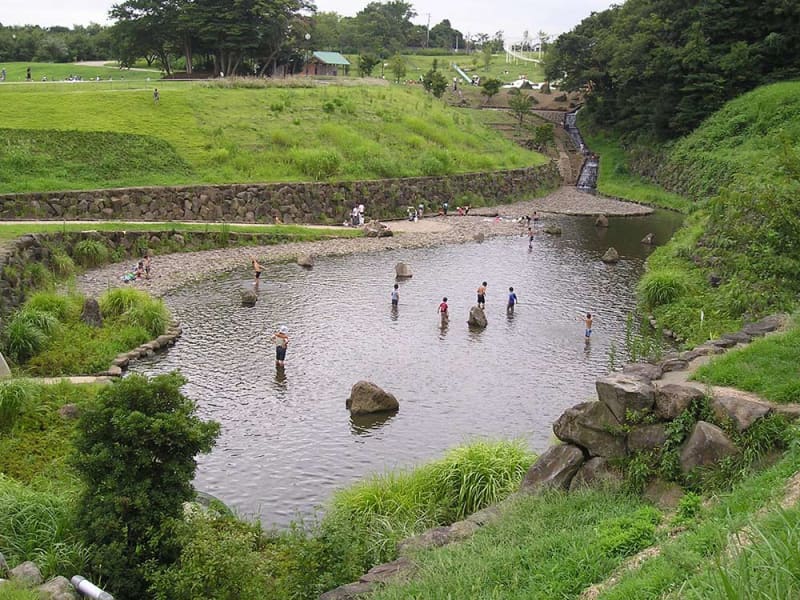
2;0;617;41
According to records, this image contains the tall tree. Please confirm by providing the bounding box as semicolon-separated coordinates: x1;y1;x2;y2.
109;0;181;74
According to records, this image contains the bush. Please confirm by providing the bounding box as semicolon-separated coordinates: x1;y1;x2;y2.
73;239;110;267
25;291;81;322
73;373;220;600
637;269;688;308
124;298;170;338
3;309;59;363
50;251;76;277
99;287;151;319
0;379;40;432
23;262;53;289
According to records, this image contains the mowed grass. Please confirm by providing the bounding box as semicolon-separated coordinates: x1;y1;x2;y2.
0;83;545;193
0;61;159;82
693;319;800;404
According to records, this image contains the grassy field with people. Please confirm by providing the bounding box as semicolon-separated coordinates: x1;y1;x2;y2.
0;80;545;193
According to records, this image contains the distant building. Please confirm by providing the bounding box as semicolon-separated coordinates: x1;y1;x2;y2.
304;52;351;76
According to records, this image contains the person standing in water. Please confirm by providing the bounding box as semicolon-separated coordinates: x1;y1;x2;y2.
391;283;399;307
476;282;487;309
507;287;518;313
438;297;449;323
271;325;289;366
584;312;593;341
252;258;263;288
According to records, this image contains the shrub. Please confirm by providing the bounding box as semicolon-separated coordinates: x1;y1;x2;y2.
0;379;40;432
25;291;81;322
23;262;53;289
637;269;688;308
3;309;59;363
99;287;151;319
73;239;109;267
50;251;76;277
124;298;170;338
289;149;342;180
73;373;220;600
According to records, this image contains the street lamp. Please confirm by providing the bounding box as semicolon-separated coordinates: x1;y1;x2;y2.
304;33;311;75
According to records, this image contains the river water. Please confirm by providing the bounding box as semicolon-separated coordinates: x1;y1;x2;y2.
131;211;682;526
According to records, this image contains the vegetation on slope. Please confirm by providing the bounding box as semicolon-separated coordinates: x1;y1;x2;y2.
0;84;545;193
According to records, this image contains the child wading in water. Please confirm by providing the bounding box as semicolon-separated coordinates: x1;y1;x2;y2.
271;325;289;367
507;287;518;313
252;258;262;288
583;312;593;341
438;296;449;323
476;282;487;309
391;283;399;307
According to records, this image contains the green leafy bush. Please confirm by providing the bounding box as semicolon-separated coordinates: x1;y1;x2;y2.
73;239;110;267
73;372;220;600
637;269;688;308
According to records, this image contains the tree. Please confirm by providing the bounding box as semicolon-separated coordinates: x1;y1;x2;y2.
481;43;493;70
422;68;447;98
428;19;463;50
389;53;406;83
481;77;502;104
507;88;536;131
351;0;416;55
109;0;181;75
73;372;220;600
358;52;380;76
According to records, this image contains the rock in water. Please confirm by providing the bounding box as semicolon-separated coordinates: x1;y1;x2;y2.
468;306;487;328
297;254;315;268
241;290;257;307
641;233;655;245
346;381;399;415
543;224;562;235
395;262;413;278
601;247;620;263
473;232;485;243
81;297;103;328
594;215;609;227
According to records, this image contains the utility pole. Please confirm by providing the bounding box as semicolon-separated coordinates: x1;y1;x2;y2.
425;13;431;48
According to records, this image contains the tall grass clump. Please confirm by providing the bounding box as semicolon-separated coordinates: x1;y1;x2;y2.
0;379;40;432
637;269;688;309
73;239;110;268
125;298;170;338
3;308;60;363
50;251;76;277
324;440;535;565
99;287;151;318
25;291;81;322
0;475;87;579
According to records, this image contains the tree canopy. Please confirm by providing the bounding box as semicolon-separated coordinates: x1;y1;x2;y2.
545;0;800;140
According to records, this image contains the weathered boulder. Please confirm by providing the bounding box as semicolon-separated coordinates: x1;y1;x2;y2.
601;247;620;263
360;557;414;584
81;297;103;328
363;220;392;237
241;290;257;307
107;365;123;377
543;224;562;235
775;404;800;421
628;423;668;452
553;401;626;458
660;357;689;372
643;478;684;510
395;262;413;278
473;232;485;243
594;215;609;227
296;254;314;268
57;403;80;421
520;444;585;492
596;374;655;423
679;421;739;474
38;576;78;600
641;233;655;245
742;314;785;337
468;306;487;329
710;391;772;431
10;561;43;586
569;457;623;490
655;384;705;420
622;362;663;381
346;381;399;415
397;527;455;554
721;331;752;344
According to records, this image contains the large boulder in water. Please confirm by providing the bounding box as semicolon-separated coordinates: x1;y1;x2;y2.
594;215;609;228
468;306;487;328
241;290;257;307
81;297;103;327
297;254;314;268
346;381;399;415
395;262;413;278
601;247;620;263
641;233;655;245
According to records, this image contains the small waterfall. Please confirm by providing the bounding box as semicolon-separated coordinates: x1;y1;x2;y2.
563;109;598;194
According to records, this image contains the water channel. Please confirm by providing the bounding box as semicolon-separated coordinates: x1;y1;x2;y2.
131;210;683;526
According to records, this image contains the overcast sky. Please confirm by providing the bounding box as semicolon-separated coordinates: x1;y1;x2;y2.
2;0;617;40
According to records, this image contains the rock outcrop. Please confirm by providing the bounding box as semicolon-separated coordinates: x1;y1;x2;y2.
80;297;103;327
679;421;739;474
395;262;413;278
296;254;314;268
595;374;655;423
467;306;487;328
601;247;620;263
240;289;257;307
594;215;609;227
553;401;626;458
346;381;399;415
520;444;585;492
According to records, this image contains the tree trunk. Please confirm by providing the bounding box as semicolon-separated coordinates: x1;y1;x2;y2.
183;35;193;75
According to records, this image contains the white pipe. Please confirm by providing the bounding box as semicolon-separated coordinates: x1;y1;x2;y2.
70;576;115;600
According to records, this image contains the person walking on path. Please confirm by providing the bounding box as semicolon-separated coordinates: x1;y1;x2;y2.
271;325;290;367
507;287;518;313
438;296;449;323
252;257;262;288
391;283;399;307
476;282;487;309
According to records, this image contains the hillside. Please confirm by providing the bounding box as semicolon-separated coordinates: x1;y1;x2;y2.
0;82;545;194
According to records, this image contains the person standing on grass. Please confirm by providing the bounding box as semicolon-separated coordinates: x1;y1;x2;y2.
271;325;289;367
476;282;487;309
153;88;160;103
391;284;399;307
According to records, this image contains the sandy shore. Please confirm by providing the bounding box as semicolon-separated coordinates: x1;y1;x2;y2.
76;186;652;299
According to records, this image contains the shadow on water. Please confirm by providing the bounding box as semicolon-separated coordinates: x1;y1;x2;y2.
130;210;683;527
350;411;397;436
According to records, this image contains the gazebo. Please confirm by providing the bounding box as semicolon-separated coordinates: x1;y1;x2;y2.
304;52;351;76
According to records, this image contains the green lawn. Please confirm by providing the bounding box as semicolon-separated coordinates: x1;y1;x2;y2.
0;61;159;83
0;83;544;193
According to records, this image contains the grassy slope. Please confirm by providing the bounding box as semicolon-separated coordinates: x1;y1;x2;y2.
0;83;545;193
0;61;158;82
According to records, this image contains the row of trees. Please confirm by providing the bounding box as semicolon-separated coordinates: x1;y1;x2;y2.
0;24;112;62
545;0;800;140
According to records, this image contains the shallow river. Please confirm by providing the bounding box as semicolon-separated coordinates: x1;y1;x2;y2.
131;211;682;526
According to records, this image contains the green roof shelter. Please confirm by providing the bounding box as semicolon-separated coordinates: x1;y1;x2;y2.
305;51;351;76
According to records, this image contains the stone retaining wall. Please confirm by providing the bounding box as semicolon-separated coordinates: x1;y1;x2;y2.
0;164;560;224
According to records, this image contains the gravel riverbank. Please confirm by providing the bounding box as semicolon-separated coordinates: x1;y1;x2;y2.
76;186;652;299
